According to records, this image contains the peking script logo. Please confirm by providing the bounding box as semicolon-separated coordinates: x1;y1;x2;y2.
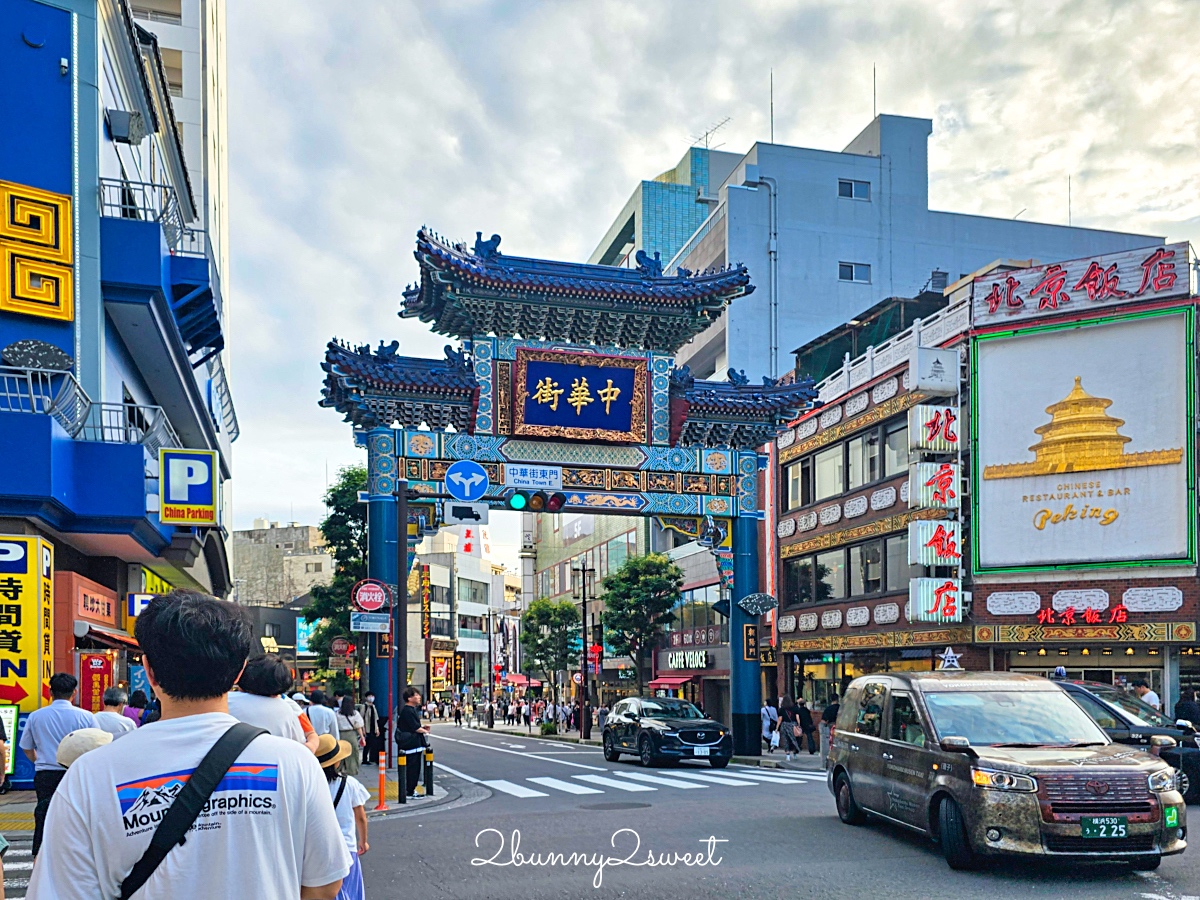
117;764;279;835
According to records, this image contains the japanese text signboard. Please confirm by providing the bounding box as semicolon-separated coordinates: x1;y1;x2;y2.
910;578;964;623
513;349;647;443
974;310;1193;570
909;462;961;510
79;652;114;713
972;242;1191;328
909;521;963;566
0;536;53;713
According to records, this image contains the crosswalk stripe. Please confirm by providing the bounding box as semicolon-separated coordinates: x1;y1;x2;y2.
528;777;602;795
660;771;758;786
730;768;825;781
614;772;707;789
3;862;33;871
573;774;656;792
713;770;821;784
482;779;549;798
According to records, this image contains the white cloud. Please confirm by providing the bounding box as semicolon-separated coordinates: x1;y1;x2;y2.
225;0;1200;554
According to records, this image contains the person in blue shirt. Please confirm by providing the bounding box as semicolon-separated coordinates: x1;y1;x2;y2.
20;672;98;857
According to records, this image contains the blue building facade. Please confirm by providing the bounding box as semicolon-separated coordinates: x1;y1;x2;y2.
0;0;235;771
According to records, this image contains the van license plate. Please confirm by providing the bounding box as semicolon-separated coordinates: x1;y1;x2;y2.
1081;816;1128;838
693;746;710;757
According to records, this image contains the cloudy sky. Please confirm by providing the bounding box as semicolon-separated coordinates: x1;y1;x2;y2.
225;0;1200;561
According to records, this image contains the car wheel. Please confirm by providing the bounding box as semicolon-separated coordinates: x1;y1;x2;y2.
938;797;977;870
1180;771;1197;803
638;735;658;768
835;772;865;826
709;757;730;769
603;733;620;762
1129;856;1162;871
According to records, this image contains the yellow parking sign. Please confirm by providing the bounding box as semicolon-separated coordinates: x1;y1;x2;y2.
0;535;53;712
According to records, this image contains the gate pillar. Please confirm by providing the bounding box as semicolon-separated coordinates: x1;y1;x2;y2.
731;514;762;756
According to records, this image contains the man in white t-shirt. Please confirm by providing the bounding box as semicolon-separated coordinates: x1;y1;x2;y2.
1134;680;1162;711
307;691;339;737
28;590;349;900
93;688;137;740
227;654;320;752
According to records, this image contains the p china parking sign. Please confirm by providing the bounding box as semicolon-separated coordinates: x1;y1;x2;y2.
158;449;218;526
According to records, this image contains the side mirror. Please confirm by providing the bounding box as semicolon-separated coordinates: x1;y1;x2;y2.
939;736;972;753
1150;734;1178;750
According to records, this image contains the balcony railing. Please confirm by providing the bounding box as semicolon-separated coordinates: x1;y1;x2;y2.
99;177;185;249
0;365;180;451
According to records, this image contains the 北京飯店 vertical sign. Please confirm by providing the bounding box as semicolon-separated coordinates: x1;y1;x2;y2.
512;348;647;443
0;536;53;712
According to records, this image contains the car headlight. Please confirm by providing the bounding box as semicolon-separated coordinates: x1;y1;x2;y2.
1148;769;1177;793
971;768;1037;792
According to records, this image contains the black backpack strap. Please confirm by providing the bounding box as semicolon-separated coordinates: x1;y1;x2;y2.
333;774;348;809
119;723;267;899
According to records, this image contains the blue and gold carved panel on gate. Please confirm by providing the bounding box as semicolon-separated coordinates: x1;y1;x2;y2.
513;349;647;443
0;181;74;322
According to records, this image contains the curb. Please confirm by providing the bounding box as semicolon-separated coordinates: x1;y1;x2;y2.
367;782;460;819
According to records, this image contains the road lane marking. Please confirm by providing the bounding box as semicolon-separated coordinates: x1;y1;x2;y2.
529;777;603;795
614;772;707;789
731;765;825;779
574;774;656;792
432;761;482;784
661;771;758;786
712;770;823;784
430;734;607;770
482;779;549;798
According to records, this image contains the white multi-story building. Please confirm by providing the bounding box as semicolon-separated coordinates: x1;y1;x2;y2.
591;114;1163;382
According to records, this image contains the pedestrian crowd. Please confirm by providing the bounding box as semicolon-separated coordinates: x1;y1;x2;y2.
22;589;390;899
761;694;839;762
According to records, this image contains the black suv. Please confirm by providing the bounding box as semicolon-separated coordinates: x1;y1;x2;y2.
603;697;733;768
1057;679;1200;803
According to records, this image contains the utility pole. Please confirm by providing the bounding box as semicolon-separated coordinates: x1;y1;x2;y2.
572;563;595;739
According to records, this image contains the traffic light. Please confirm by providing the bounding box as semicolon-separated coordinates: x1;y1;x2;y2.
505;490;566;512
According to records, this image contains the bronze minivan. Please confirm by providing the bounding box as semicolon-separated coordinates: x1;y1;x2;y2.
828;671;1187;869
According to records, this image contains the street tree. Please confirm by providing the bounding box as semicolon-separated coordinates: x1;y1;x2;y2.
602;553;682;695
302;465;368;668
520;597;581;728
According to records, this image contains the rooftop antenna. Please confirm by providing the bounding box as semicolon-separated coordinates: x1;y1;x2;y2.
873;65;877;119
689;116;731;150
1068;175;1072;226
770;69;774;143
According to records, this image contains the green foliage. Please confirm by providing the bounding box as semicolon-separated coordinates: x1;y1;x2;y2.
601;553;682;695
520;597;580;707
539;721;558;736
302;466;368;668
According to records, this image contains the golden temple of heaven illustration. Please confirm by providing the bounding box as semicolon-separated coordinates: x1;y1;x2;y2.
982;376;1183;479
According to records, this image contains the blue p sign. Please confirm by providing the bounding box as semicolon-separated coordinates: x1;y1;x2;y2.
158;449;218;525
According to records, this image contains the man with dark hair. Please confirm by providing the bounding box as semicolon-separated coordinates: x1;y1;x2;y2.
20;671;97;856
229;655;319;751
29;590;349;898
395;687;429;797
307;689;339;738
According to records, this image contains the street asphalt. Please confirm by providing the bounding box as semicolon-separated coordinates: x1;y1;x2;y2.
359;723;1200;899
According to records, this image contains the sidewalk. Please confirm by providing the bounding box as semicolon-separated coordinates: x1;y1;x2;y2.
0;790;36;836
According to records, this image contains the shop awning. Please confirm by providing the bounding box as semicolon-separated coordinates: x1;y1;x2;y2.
504;674;541;687
648;676;693;689
75;621;139;650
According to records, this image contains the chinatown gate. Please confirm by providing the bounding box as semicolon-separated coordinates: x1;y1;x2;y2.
320;230;817;754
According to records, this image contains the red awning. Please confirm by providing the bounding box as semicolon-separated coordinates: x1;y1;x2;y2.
648;676;693;689
79;622;139;650
504;674;542;687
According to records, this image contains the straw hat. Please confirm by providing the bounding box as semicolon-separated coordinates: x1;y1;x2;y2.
314;733;353;769
56;728;113;768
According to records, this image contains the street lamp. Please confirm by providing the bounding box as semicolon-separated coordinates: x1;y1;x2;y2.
571;564;596;740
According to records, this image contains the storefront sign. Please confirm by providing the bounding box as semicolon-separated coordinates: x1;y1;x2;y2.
70;576;118;627
909;462;960;510
908;521;962;566
513;349;647;443
79;652;113;713
454;652;465;684
909;404;960;454
975;622;1196;644
974;310;1192;570
0;536;53;712
910;578;963;623
296;617;317;655
666;650;710;669
667;625;724;648
760;646;777;664
158;448;218;526
431;655;452;692
972;243;1191;327
421;566;431;640
910;346;960;394
782;626;974;653
377;631;393;658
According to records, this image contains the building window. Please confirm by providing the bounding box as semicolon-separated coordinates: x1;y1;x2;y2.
782;415;907;508
784;534;925;607
838;179;870;200
847;431;881;491
304;562;322;574
839;262;871;283
814;445;844;502
849;542;883;596
263;622;281;638
815;549;846;600
782;558;813;605
458;579;488;606
783;457;813;512
883;421;908;477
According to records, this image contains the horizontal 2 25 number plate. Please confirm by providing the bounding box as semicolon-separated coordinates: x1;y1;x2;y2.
692;746;710;757
1081;816;1128;838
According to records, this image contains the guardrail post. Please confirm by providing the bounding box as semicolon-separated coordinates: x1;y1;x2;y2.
396;753;407;805
424;746;434;797
374;754;388;811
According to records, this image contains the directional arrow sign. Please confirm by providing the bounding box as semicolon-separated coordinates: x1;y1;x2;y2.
444;460;489;502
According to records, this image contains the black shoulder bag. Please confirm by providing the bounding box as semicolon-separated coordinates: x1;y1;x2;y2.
118;723;268;899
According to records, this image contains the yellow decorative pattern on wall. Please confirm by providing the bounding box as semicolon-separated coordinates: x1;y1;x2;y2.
0;180;73;322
